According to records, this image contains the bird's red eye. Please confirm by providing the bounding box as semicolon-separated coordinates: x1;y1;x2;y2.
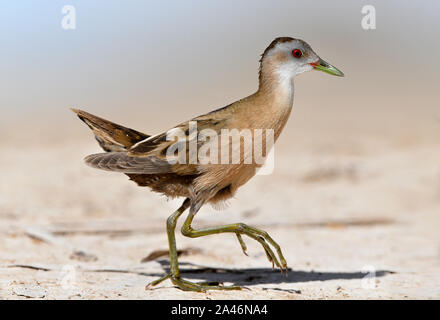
292;49;302;58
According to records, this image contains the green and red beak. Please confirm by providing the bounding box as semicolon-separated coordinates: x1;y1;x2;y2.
310;59;344;77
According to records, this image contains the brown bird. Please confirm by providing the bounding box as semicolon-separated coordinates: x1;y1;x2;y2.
71;37;343;291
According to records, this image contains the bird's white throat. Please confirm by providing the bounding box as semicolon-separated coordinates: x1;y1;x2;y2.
275;68;295;106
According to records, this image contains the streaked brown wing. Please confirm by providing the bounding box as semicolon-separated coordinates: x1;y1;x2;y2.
86;107;232;175
127;116;230;157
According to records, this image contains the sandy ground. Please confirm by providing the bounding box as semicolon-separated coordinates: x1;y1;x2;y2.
0;122;439;300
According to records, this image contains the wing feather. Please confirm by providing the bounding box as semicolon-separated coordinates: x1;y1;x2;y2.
71;108;150;152
80;105;233;175
85;152;173;174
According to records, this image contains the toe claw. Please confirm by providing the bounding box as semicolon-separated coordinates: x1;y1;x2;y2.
236;233;248;256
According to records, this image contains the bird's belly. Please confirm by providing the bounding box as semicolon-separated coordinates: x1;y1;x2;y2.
196;163;259;203
126;173;195;199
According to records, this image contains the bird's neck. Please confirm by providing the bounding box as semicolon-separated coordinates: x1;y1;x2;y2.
252;64;295;140
257;63;295;108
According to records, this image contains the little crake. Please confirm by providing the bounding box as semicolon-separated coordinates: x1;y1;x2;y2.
72;37;343;291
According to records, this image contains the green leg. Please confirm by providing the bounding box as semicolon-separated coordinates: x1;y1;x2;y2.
145;198;241;292
181;210;288;275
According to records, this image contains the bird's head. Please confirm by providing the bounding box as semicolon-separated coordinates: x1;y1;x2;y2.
259;37;344;84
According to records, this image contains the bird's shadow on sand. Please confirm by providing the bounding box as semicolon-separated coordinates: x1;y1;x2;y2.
150;260;394;288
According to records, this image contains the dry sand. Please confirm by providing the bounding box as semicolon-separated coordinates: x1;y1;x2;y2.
0;119;439;300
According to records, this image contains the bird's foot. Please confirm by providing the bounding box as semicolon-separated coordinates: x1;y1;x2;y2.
146;274;242;292
234;224;288;276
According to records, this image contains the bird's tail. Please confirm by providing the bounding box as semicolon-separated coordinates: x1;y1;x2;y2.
70;108;150;152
